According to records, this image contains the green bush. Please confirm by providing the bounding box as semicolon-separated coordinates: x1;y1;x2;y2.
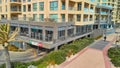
0;38;94;68
108;47;120;67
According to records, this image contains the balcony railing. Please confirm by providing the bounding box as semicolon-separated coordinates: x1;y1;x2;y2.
89;18;93;21
83;18;88;22
90;9;94;13
84;8;89;12
10;0;21;2
11;9;21;12
68;7;76;11
1;17;75;23
100;12;107;14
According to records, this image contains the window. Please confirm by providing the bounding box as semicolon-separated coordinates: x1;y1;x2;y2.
39;14;44;21
28;0;31;2
50;1;58;11
61;14;65;21
33;14;37;21
28;4;31;11
23;5;26;12
62;2;65;10
50;14;58;21
33;3;37;11
39;2;44;11
6;5;7;12
23;14;26;20
0;0;2;4
77;14;81;21
77;3;82;11
23;0;26;2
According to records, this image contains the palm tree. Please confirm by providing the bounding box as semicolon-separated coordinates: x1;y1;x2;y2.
0;23;19;68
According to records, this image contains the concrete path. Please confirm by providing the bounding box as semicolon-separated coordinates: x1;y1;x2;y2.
59;33;116;68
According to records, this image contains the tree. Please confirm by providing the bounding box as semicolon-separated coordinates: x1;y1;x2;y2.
0;23;19;68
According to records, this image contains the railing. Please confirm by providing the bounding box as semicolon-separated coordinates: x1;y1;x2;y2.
0;17;75;23
89;18;93;21
11;9;21;12
68;7;76;11
100;12;107;14
10;0;21;2
83;18;88;22
90;9;94;13
84;8;89;12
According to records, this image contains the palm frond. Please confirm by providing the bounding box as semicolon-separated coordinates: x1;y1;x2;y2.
8;27;19;42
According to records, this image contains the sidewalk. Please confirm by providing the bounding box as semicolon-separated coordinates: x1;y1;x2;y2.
59;33;116;68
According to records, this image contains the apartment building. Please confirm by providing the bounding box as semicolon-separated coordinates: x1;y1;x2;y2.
0;0;113;50
116;0;120;25
0;0;21;20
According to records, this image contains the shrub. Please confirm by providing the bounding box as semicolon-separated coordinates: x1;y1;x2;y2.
108;47;120;67
0;38;94;68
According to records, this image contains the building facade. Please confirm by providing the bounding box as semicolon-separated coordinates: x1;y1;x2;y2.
0;0;113;50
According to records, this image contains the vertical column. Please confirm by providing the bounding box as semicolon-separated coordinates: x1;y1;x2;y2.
58;0;61;22
82;1;84;11
53;26;58;51
42;26;46;41
74;14;76;22
98;8;101;29
65;25;68;39
28;24;31;38
74;26;76;36
81;14;83;23
53;26;58;43
65;0;69;22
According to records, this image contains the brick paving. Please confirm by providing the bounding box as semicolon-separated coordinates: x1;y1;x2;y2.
59;33;116;68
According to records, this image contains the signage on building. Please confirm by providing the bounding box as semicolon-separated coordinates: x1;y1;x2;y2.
29;40;42;47
38;42;42;47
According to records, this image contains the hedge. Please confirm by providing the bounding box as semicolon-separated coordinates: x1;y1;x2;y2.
0;38;94;68
108;47;120;67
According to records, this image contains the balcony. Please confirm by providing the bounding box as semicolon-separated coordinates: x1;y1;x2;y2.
68;7;76;11
84;8;89;12
100;20;107;23
100;12;107;15
90;9;94;13
10;0;21;4
10;0;21;2
11;9;21;13
1;17;74;23
83;18;88;22
89;18;93;21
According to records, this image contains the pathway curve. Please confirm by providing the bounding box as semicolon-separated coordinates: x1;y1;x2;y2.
59;33;116;68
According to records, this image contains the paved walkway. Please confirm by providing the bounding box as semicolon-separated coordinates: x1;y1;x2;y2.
59;33;116;68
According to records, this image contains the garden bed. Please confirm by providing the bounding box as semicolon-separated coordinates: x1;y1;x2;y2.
0;38;94;68
108;47;120;67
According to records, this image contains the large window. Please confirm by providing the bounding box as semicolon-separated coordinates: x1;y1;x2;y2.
39;2;44;11
62;2;65;10
33;14;37;21
28;0;31;2
50;14;58;21
33;3;37;11
77;14;81;21
23;5;26;12
39;14;44;21
77;3;81;11
50;1;58;11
